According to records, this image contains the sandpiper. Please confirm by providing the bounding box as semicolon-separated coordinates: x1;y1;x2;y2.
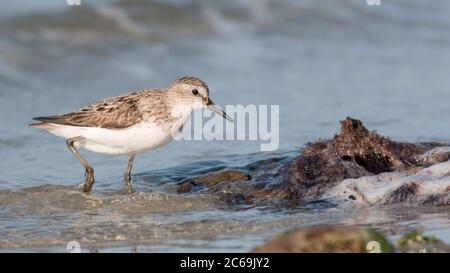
30;77;232;194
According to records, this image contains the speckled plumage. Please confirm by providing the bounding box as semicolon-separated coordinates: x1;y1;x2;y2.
31;77;212;131
32;89;171;129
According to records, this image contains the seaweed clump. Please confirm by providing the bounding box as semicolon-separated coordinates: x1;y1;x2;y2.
282;117;442;201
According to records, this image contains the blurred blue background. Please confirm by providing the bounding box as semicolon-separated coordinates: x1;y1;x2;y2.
1;0;450;252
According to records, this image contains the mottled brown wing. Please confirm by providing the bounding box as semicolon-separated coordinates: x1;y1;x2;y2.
33;91;152;129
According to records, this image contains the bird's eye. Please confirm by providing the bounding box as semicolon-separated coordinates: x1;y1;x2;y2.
192;89;199;96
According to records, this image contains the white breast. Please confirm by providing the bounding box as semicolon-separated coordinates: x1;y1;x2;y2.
45;122;173;155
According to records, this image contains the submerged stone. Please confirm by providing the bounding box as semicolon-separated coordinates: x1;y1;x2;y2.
177;169;251;193
252;226;450;253
395;230;450;253
252;226;393;253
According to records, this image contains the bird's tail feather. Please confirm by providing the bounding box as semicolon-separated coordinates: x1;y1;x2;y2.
29;117;57;129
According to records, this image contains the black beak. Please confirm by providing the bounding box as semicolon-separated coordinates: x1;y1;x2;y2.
206;98;233;122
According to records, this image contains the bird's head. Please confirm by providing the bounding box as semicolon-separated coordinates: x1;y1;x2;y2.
166;76;233;122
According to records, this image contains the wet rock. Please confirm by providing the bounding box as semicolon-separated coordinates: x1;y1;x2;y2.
416;146;450;166
177;170;251;193
421;193;450;206
281;117;444;201
321;164;450;206
384;182;421;204
177;182;194;194
219;192;250;205
252;226;393;253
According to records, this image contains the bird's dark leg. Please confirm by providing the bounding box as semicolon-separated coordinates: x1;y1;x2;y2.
66;137;94;193
124;154;136;194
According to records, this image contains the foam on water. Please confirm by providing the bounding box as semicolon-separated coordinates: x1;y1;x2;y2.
0;184;218;215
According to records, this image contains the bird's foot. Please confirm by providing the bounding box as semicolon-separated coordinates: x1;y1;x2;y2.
81;169;95;193
124;175;133;194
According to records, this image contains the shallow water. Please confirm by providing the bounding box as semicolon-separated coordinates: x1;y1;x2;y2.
1;0;450;252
